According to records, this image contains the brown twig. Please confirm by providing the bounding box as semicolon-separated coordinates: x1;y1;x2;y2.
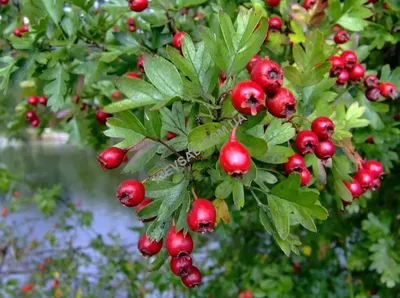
146;136;183;158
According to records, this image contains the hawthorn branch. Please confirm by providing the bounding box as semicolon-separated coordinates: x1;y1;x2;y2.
146;136;183;158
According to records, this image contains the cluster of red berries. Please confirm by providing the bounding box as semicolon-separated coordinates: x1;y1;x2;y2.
97;145;218;288
231;56;296;120
126;17;136;33
25;95;48;127
13;24;29;38
128;0;148;12
364;75;398;102
343;160;384;205
285;117;336;186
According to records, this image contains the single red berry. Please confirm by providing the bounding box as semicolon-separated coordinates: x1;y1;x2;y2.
138;234;163;256
112;90;121;100
136;198;156;222
128;25;136;33
378;82;397;100
113;26;118;32
181;8;188;15
52;280;59;288
13;191;20;198
13;28;22;37
126;17;135;26
22;25;29;32
125;72;141;79
394;114;400;121
334;30;350;44
341;51;358;70
26;110;37;121
268;16;283;32
96;108;110;125
284;154;306;174
21;284;35;293
295;131;319;155
336;70;350;87
328;56;345;76
265;0;281;7
231;81;265;116
239;291;253;298
1;207;8;217
128;0;148;12
165;225;193;257
266;88;297;119
251;59;283;95
365;87;380;102
299;168;311;186
38;263;46;271
311;117;335;141
349;64;365;81
194;12;204;21
30;117;40;128
354;169;375;192
220;127;251;177
246;55;261;73
332;25;343;32
38;96;47;106
365;136;374;144
116;180;145;207
137;56;145;73
363;160;384;178
181;266;202;288
315;140;335;160
27;96;38;106
344;178;362;199
80;103;87;111
372;178;381;190
187;198;216;233
167;131;177;140
364;75;379;88
170;254;193;276
383;3;389;9
173;32;186;51
72;95;80;103
98;147;126;170
303;0;316;10
0;0;9;4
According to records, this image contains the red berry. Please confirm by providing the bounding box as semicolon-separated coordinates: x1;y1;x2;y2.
349;64;365;81
394;114;400;121
27;96;38;106
365;87;380;102
363;160;383;178
379;82;397;100
126;17;135;26
116;180;145;207
341;51;358;70
22;25;29;32
128;0;148;12
181;8;188;15
354;169;375;192
170;254;193;276
336;70;350;86
1;207;8;217
98;147;126;170
231;81;265;116
268;16;283;32
372;178;381;190
136;198;156;222
0;0;9;4
80;103;87;111
187;199;216;233
72;95;80;103
52;280;59;288
38;263;46;271
38;96;47;106
165;225;193;257
112;90;121;100
246;55;261;73
95;108;110;125
365;136;374;144
219;127;251;177
328;56;345;76
251;59;283;95
138;234;163;256
26;110;37;121
332;25;343;32
167;131;177;140
173;32;186;51
13;28;22;37
344;178;362;199
334;30;350;44
21;283;35;293
295;131;319;155
194;12;204;21
315;140;335;160
128;25;136;33
137;56;145;73
299;168;311;186
30;117;40;127
266;88;297;118
181;266;202;288
284;154;306;174
303;0;316;10
125;72;141;79
364;75;379;88
239;291;253;298
265;0;281;7
311;117;335;141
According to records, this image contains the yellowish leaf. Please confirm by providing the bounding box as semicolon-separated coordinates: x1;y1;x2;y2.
213;199;230;225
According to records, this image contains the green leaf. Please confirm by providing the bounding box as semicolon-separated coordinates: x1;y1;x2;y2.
264;119;296;147
137;199;162;221
267;194;290;240
104;117;145;148
149;250;169;271
160;102;188;136
236;132;267;158
67;118;91;148
271;174;301;201
232;179;245;210
144;109;161;138
188;122;228;152
283;65;303;86
175;192;191;233
0;57;19;93
290;205;317;232
113;32;140;47
40;63;69;112
41;0;63;25
256;146;294;164
144;54;183;98
123;144;159;174
255;170;278;191
215;181;233;199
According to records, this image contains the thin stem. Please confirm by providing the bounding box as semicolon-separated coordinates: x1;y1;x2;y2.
191;187;198;200
288;119;300;133
250;188;266;207
126;138;147;152
290;115;312;124
146;136;183;158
